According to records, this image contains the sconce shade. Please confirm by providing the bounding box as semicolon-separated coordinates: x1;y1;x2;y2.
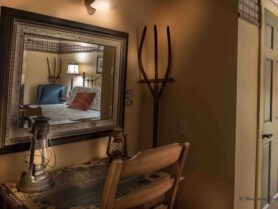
91;1;111;10
85;0;96;15
85;0;111;15
67;64;80;75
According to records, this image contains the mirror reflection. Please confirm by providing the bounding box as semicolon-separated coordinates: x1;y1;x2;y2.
19;35;116;128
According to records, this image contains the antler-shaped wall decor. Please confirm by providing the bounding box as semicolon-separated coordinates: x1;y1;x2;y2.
138;25;174;148
46;57;62;84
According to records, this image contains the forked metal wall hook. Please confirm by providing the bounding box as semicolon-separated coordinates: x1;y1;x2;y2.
138;25;174;147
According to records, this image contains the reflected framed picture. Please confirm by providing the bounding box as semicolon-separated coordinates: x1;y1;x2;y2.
96;56;103;74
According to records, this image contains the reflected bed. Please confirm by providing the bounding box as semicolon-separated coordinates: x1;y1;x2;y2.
31;104;101;125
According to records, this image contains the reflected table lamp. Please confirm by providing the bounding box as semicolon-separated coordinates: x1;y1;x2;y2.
67;63;80;90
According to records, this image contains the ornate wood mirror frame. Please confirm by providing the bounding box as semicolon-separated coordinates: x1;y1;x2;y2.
0;7;128;153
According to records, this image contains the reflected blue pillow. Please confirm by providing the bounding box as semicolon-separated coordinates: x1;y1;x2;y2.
37;85;67;105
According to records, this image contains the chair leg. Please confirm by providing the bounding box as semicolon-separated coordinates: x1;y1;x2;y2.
173;198;178;209
3;201;9;209
0;197;2;209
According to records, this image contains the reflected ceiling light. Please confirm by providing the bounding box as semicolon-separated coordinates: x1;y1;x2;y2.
67;63;80;75
67;63;80;90
85;0;111;15
77;52;87;62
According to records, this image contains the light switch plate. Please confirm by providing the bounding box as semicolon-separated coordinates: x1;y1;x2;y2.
125;90;133;106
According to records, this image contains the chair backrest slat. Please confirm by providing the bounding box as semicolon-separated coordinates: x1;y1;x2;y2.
114;177;174;209
100;142;190;209
100;160;123;209
121;143;182;178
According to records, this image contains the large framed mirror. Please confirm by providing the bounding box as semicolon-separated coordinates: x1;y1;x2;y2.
0;7;128;153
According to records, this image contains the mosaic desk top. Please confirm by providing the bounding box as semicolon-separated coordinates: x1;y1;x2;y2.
0;159;168;209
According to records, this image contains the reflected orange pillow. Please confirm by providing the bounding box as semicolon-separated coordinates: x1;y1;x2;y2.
68;92;96;111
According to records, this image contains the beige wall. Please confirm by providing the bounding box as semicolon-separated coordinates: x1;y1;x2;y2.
23;51;56;104
0;138;109;183
137;1;239;209
0;0;146;183
59;51;103;90
0;1;259;209
23;50;103;104
234;19;259;209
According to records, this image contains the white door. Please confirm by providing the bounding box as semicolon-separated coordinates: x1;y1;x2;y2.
261;10;278;209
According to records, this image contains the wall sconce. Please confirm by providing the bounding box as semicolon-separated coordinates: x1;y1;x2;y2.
85;0;111;15
67;63;80;90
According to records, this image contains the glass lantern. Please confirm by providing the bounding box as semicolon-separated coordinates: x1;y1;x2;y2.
107;128;128;162
17;116;55;193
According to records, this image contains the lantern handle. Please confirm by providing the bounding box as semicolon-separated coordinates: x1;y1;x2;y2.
28;127;38;178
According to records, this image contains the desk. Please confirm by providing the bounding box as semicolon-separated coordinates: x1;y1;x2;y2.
0;159;168;209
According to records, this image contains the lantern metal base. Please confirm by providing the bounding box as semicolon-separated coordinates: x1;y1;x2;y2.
108;153;127;163
17;171;54;193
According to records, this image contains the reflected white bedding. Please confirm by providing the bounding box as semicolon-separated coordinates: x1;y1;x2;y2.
32;104;101;125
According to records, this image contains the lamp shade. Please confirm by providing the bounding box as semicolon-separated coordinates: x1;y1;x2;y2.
67;64;80;75
90;0;111;11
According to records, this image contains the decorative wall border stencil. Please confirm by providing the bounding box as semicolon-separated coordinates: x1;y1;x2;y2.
238;0;260;26
24;36;103;54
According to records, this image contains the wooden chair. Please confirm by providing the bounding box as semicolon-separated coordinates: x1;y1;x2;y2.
100;143;190;209
22;105;42;117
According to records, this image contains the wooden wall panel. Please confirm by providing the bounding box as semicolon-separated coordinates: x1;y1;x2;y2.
261;143;270;209
270;139;278;201
264;59;273;122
